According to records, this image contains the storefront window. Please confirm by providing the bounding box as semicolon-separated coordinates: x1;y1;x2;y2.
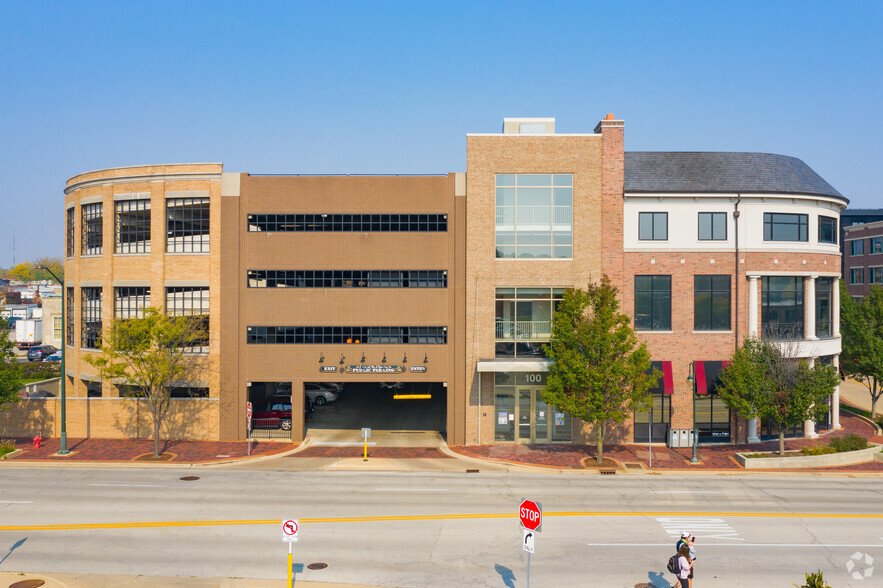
493;372;570;443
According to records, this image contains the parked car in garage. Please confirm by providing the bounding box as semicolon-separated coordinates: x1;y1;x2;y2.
305;383;339;405
319;382;345;393
252;396;313;430
27;345;57;362
379;382;403;390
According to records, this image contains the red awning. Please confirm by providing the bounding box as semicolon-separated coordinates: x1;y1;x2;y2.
662;361;674;395
695;361;708;395
722;360;730;370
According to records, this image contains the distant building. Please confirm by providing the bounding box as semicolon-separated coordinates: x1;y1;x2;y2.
843;220;883;302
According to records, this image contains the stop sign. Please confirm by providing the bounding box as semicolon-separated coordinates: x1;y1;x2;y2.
519;499;542;531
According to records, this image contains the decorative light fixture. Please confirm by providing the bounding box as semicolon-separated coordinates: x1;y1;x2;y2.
402;353;408;364
319;353;324;364
339;354;345;365
686;363;699;464
423;353;428;364
361;352;366;363
381;352;387;364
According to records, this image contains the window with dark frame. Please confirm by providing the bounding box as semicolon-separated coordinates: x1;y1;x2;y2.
694;275;731;331
818;216;837;245
638;212;668;240
247;214;448;233
115;199;151;254
167;198;210;253
81;287;102;349
494;174;573;259
246;270;448;288
246;326;447;344
698;212;727;241
870;267;883;284
634;276;671;331
66;287;74;346
850;240;864;256
633;361;671;443
494;287;565;358
871;237;883;254
169;386;209;398
761;276;804;339
166;286;209;353
763;213;808;242
81;202;103;255
815;278;833;338
850;268;864;285
114;287;150;319
66;207;75;258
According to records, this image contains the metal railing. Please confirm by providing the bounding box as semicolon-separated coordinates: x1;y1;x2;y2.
494;320;552;341
248;418;292;440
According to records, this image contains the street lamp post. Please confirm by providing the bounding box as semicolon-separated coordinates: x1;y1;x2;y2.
37;266;67;454
686;362;699;464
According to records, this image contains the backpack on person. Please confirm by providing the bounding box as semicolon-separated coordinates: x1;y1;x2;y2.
666;553;679;574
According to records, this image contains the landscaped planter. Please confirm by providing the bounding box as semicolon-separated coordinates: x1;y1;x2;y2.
874;451;883;463
735;444;881;469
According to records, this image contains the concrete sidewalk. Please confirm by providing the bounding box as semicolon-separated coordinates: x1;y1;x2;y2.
0;571;378;587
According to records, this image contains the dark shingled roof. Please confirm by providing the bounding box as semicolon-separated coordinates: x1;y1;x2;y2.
624;152;845;201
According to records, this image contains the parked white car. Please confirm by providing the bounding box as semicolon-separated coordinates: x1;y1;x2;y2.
305;383;339;405
319;382;345;393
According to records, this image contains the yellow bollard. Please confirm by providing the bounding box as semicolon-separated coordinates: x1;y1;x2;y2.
363;437;368;461
287;542;292;588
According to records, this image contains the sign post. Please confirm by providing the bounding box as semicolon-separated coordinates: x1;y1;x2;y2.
519;499;542;588
362;427;371;461
246;401;253;456
282;519;299;588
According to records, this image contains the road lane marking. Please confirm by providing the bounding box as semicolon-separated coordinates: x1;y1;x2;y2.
653;490;725;494
87;484;165;488
1;511;882;532
374;488;450;492
657;516;742;540
586;543;883;548
0;501;33;504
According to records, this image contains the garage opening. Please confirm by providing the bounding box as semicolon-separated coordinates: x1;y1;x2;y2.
248;381;294;440
306;381;446;445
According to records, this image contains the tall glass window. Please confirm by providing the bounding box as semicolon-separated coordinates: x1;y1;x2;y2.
66;207;75;258
818;216;837;244
850;268;864;285
698;212;726;241
166;286;209;353
66;287;74;346
871;237;883;254
115;199;151;254
495;174;572;259
81;203;103;255
81;287;102;349
764;213;807;242
634;361;671;443
850;240;864;256
494;287;565;358
761;276;804;339
639;212;668;240
869;267;883;284
634;276;671;331
167;197;210;253
815;278;832;338
694;275;731;331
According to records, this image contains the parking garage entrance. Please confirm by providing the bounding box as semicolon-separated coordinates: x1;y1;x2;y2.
306;381;446;447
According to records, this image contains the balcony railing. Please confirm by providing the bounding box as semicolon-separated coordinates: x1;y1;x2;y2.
495;320;552;341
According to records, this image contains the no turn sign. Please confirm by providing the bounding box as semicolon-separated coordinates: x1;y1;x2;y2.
281;519;299;542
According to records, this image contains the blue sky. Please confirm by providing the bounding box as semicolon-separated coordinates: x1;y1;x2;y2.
1;1;880;267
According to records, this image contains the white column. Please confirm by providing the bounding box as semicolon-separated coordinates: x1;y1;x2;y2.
804;357;819;438
805;276;817;340
832;277;840;338
832;355;842;429
748;275;759;337
747;275;760;441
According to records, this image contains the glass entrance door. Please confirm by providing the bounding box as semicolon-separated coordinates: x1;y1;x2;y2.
517;387;551;443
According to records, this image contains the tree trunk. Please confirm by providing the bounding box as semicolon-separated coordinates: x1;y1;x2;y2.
153;416;161;458
778;431;785;456
872;379;879;419
596;422;605;464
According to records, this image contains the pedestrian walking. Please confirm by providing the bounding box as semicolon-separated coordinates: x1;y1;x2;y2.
675;531;696;587
677;543;693;588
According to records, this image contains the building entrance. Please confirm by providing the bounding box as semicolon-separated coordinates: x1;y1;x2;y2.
494;372;571;443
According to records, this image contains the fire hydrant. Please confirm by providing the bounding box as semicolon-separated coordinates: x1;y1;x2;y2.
33;435;42;449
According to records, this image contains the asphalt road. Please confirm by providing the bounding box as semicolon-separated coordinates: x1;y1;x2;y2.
1;467;881;587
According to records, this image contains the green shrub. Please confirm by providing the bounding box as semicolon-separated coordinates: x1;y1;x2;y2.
793;570;830;588
19;362;60;381
0;439;15;458
800;445;837;456
830;434;868;453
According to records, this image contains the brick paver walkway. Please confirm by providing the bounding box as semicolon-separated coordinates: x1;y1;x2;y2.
4;437;296;463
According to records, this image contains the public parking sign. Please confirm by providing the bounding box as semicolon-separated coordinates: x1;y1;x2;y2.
519;499;542;532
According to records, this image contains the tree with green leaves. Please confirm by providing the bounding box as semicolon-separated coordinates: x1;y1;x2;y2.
85;308;206;458
542;277;657;463
717;337;839;456
840;282;883;418
0;317;23;410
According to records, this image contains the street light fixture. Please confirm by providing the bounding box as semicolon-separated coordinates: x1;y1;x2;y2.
36;265;68;455
686;362;699;464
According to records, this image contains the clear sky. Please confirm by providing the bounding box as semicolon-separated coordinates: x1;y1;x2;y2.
1;1;880;267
